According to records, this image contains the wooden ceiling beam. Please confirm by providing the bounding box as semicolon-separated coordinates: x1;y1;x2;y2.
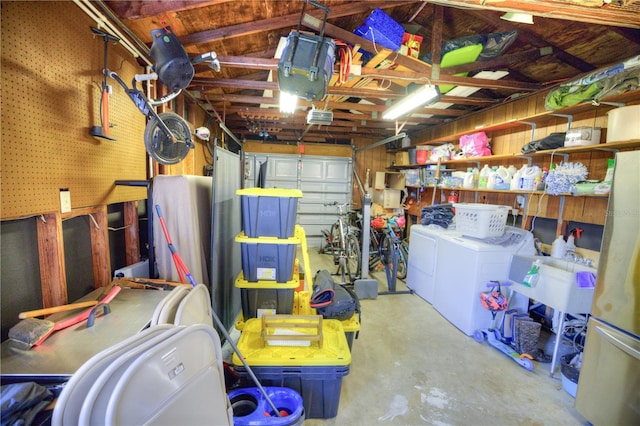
198;93;469;117
222;108;437;127
195;80;499;107
104;0;231;20
423;0;640;28
465;10;596;72
179;1;419;46
361;67;542;91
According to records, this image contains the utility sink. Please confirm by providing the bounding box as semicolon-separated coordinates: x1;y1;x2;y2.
508;255;597;314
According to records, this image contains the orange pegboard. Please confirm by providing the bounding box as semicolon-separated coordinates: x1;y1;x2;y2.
1;2;148;220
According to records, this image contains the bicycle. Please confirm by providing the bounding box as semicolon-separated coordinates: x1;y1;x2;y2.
370;215;409;281
321;202;362;284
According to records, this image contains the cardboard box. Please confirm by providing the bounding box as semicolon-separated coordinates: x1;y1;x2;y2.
395;152;410;166
374;172;405;190
382;189;401;209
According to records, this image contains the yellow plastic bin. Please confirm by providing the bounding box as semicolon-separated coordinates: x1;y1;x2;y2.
295;291;360;351
232;315;351;419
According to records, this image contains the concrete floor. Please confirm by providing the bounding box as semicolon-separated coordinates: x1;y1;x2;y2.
300;248;589;426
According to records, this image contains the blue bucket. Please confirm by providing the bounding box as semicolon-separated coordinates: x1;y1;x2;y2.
228;386;305;426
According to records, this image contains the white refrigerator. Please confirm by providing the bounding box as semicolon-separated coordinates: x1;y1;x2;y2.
407;224;535;336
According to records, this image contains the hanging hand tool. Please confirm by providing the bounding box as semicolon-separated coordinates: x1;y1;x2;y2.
90;27;119;141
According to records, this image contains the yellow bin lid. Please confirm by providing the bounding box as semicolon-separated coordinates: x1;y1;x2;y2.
236;188;303;197
232;316;351;367
235;225;303;244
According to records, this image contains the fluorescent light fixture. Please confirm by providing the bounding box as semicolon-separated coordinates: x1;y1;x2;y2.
500;12;534;24
382;84;441;120
279;91;298;113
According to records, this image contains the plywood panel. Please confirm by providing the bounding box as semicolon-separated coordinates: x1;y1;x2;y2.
1;2;147;220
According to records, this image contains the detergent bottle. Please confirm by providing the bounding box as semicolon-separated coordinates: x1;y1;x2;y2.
472;166;480;188
507;164;518;178
487;166;498;189
495;165;511;189
511;166;523;190
551;235;567;258
522;259;542;288
521;165;538;190
517;165;530;190
478;165;490;189
463;168;475;189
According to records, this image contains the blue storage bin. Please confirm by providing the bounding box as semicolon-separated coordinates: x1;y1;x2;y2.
353;8;404;51
234;365;350;419
239;240;297;283
237;188;302;238
240;288;295;319
236;228;302;283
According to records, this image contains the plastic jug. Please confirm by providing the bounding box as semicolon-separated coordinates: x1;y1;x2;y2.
478;165;491;189
463;168;475;189
495;165;511;189
487;167;498;189
551;236;567;258
510;167;523;190
521;165;540;190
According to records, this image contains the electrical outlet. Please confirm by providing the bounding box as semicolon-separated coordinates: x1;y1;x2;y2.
60;189;71;213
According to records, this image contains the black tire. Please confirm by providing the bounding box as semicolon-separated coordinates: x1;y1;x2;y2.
144;112;192;165
368;228;381;271
380;233;406;280
379;232;393;268
329;222;341;265
395;241;409;280
345;233;362;282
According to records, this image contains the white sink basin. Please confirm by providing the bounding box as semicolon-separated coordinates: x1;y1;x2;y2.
509;255;596;313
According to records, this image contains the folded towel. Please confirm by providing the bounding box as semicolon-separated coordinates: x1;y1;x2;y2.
576;271;596;288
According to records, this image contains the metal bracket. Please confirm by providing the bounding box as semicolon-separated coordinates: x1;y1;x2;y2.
550;113;573;130
520;121;537;141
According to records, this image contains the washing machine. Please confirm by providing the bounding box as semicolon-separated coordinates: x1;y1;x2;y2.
407;225;535;336
406;224;448;304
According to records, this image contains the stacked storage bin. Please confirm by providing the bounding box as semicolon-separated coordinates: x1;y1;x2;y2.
232;315;351;419
235;291;361;353
235;188;303;319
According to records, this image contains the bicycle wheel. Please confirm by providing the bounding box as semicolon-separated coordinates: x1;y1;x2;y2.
329;222;341;265
368;228;382;271
345;233;362;281
395;240;409;280
379;232;393;268
380;233;406;280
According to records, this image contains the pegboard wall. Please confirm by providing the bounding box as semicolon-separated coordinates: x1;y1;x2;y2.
1;2;148;220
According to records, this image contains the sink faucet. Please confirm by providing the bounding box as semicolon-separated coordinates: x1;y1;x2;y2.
564;250;593;267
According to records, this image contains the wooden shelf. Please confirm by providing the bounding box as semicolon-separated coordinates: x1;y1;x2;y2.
392;91;640;152
392;140;640;170
406;185;609;198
